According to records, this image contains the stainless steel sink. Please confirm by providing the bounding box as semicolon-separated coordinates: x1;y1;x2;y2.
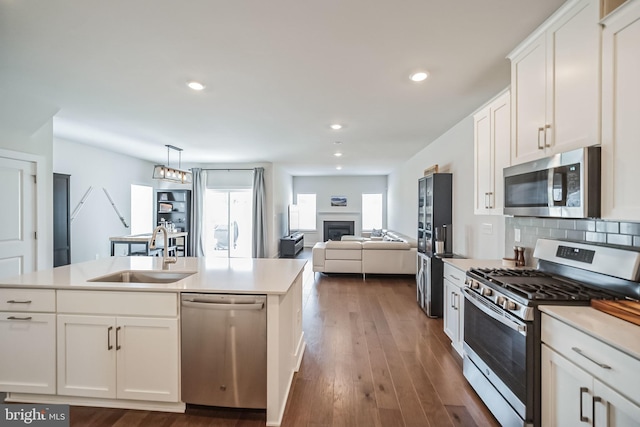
88;270;195;283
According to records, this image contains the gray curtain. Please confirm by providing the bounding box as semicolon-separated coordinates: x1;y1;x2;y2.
252;167;267;258
190;168;206;257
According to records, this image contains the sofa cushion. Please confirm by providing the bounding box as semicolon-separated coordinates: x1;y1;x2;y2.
325;241;362;249
362;241;410;250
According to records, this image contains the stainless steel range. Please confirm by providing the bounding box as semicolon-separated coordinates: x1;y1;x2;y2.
462;239;640;427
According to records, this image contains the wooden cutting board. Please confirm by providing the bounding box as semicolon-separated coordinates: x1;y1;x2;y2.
591;299;640;326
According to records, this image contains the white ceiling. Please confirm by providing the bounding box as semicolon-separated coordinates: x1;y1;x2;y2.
0;0;565;175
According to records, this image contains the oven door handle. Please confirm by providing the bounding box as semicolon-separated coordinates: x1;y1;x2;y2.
463;288;527;335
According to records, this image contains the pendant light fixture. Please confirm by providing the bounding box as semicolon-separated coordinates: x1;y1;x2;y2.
152;145;193;184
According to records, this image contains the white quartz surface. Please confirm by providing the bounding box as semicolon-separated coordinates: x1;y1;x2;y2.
540;305;640;360
442;258;524;271
0;257;307;295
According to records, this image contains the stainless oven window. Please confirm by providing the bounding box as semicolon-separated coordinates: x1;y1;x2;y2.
505;170;548;208
464;298;528;404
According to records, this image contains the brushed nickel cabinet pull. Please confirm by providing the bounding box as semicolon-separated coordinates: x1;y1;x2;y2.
7;316;32;321
7;300;32;304
544;124;551;148
116;326;121;350
593;396;602;427
107;326;113;350
538;127;545;149
572;347;612;369
579;387;589;422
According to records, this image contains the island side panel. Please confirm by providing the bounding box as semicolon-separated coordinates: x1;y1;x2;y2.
266;271;305;427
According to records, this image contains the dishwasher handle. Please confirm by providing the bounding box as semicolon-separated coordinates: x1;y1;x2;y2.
181;300;264;311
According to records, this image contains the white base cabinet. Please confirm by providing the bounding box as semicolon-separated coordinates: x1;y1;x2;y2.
56;291;179;403
541;313;640;427
0;289;56;395
57;315;178;402
443;263;465;357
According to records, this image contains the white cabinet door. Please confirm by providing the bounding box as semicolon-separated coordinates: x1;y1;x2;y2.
443;279;458;344
594;379;640;427
116;316;179;402
510;33;547;164
0;312;56;394
545;0;600;155
601;0;640;220
541;344;593;427
57;314;117;398
510;0;599;165
474;105;492;214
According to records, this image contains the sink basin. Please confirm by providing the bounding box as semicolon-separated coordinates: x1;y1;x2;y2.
88;270;195;284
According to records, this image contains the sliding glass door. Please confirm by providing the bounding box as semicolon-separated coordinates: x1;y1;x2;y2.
205;190;252;258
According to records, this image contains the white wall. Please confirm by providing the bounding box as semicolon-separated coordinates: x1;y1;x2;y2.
53;138;157;262
272;164;293;256
388;115;506;260
293;175;387;246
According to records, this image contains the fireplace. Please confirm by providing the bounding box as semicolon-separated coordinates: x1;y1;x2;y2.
323;221;355;241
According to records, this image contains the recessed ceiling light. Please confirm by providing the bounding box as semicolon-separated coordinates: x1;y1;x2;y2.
409;71;428;82
330;124;343;130
336;165;343;170
334;152;343;157
187;81;205;91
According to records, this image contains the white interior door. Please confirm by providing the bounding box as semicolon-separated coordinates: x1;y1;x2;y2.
0;156;36;279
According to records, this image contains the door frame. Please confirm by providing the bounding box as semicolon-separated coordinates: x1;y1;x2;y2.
0;148;48;272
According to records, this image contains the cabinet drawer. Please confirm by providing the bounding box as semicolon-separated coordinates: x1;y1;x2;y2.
443;264;466;288
542;313;640;404
57;291;178;317
0;289;56;312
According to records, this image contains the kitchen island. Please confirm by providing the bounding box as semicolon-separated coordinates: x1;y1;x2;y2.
0;256;307;427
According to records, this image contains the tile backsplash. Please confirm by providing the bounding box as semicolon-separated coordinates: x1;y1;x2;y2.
505;217;640;267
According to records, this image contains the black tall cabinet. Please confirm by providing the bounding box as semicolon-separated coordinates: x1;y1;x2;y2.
53;173;71;267
416;173;452;318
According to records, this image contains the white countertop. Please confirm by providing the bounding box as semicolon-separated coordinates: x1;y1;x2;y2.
540;305;640;360
0;257;307;295
442;258;529;271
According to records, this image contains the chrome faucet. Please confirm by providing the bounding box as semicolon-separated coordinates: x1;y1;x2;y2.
150;225;177;270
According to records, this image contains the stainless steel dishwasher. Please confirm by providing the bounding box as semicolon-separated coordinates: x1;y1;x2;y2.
181;293;267;409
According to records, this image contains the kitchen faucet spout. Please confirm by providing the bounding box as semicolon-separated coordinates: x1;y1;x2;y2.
150;225;177;270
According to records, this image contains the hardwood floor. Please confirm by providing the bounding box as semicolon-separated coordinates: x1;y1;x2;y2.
66;261;498;427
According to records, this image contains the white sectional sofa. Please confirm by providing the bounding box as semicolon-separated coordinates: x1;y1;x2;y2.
312;231;417;276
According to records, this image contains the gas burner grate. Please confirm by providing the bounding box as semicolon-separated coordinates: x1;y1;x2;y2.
468;267;622;303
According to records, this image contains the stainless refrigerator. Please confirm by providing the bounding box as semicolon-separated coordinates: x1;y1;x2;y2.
416;173;452;317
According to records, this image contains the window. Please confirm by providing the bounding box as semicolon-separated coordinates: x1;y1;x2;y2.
130;184;153;234
362;193;383;230
296;193;316;230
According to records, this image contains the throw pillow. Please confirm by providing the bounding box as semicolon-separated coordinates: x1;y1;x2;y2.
371;228;383;237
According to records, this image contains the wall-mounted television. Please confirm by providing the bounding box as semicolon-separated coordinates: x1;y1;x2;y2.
288;204;300;236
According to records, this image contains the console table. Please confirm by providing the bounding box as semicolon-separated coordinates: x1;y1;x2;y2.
109;232;188;257
280;233;304;258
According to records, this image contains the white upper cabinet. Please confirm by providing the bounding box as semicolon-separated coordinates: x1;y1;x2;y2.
474;90;510;215
601;0;640;221
509;0;600;165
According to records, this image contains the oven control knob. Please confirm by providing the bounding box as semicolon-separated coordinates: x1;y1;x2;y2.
503;300;517;310
471;281;480;290
497;296;505;305
481;288;493;297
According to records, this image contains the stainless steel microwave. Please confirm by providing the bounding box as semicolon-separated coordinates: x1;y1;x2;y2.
503;146;601;218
